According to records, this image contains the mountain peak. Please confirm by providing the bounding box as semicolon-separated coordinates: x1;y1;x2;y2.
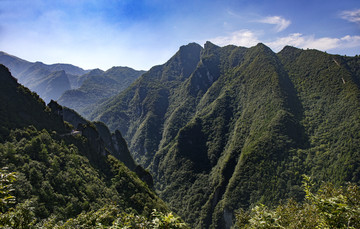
253;42;272;51
204;41;220;50
180;42;202;49
161;42;202;79
178;42;203;57
277;45;303;60
278;45;302;54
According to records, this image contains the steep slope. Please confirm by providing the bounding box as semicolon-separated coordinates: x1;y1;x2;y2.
150;43;306;228
60;105;153;185
0;65;65;141
90;43;202;166
58;67;145;118
89;43;360;228
0;64;168;226
277;46;360;183
0;51;89;103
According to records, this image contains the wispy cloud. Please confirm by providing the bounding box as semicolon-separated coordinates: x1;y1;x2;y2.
340;9;360;24
208;30;360;56
210;30;260;47
266;33;360;52
258;16;291;32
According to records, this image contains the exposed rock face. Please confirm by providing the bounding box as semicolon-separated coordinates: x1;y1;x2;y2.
48;100;64;118
63;107;88;128
78;123;107;156
49;100;153;187
111;130;136;170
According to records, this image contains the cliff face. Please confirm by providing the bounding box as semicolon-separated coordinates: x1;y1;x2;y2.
49;100;151;187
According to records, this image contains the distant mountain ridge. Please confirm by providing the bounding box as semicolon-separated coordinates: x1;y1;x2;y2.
58;66;145;118
89;42;360;228
0;51;90;102
0;51;145;113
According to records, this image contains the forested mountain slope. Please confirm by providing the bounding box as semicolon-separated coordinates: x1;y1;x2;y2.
90;42;360;228
0;64;169;227
58;67;145;118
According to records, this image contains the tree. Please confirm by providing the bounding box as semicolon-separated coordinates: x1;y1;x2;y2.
235;175;360;228
0;168;16;212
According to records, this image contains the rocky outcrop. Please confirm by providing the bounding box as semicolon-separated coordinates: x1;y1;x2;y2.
48;100;63;118
62;107;88;128
49;100;154;187
78;123;107;156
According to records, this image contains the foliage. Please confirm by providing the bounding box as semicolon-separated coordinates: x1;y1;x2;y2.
235;176;360;228
0;166;182;228
0;168;16;212
36;207;188;228
0;65;66;141
86;43;360;228
0;64;172;228
0;126;167;226
110;209;188;229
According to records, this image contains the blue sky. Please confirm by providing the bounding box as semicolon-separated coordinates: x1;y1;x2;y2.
0;0;359;70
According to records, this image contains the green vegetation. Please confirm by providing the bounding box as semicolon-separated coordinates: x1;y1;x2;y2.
2;41;360;228
0;167;187;228
0;64;185;228
0;65;66;141
1;127;166;220
0;116;169;227
235;176;360;228
89;43;360;228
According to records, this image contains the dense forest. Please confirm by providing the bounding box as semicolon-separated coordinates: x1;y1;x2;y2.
1;41;360;228
89;42;360;228
0;65;187;228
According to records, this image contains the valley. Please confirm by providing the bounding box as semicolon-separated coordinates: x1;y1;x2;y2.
1;41;360;228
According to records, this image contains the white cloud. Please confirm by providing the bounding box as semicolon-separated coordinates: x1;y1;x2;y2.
266;33;360;53
208;30;360;56
340;9;360;24
210;30;260;47
258;16;291;32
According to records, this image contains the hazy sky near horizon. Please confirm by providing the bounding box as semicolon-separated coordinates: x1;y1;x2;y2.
0;0;359;70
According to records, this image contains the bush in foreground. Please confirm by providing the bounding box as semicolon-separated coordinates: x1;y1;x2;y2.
236;175;360;229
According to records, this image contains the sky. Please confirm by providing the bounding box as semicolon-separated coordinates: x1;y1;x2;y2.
0;0;359;71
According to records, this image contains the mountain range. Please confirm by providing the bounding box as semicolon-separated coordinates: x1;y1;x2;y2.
1;42;359;228
58;67;145;118
89;42;360;228
0;52;144;106
0;64;171;227
0;51;88;103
